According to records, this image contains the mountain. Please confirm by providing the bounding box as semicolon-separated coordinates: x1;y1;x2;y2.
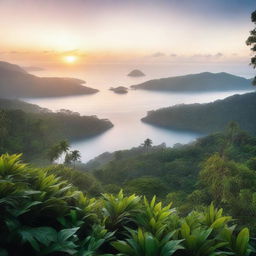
131;72;252;92
127;69;145;77
142;92;256;134
0;61;99;98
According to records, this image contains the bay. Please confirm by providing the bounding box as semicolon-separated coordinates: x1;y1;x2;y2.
25;63;254;162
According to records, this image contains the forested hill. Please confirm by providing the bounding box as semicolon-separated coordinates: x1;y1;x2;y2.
0;98;49;113
89;127;256;231
0;99;113;160
142;92;256;134
0;61;99;97
131;72;252;92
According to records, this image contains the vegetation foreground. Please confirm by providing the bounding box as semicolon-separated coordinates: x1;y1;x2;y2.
0;154;255;256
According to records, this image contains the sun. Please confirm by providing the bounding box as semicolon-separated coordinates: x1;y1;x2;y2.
64;55;77;63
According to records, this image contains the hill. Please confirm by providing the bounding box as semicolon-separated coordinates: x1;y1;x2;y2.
131;72;252;92
0;97;49;113
142;92;256;134
0;61;98;97
89;128;256;230
0;98;113;160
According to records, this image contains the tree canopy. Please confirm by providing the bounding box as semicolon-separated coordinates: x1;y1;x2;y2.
246;10;256;85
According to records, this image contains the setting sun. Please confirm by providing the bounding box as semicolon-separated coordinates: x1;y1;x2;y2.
64;55;77;63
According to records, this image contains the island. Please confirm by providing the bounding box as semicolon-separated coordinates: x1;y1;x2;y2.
0;61;99;98
141;92;256;135
127;69;145;77
109;86;128;94
131;72;252;92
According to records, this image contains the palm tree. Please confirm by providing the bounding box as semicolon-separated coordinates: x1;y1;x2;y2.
59;140;70;153
142;138;153;153
47;144;62;163
64;152;72;165
58;140;70;163
70;150;81;167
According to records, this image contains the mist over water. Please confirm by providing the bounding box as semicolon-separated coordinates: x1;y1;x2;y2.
26;63;254;162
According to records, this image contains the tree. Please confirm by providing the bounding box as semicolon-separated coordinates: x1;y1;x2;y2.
64;150;81;167
114;150;123;160
246;10;256;85
47;140;70;163
142;138;153;153
64;152;72;165
59;140;70;154
0;110;8;151
58;140;70;163
70;150;81;167
47;144;62;163
199;153;238;204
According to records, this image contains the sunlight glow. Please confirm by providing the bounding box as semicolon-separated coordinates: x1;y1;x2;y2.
64;55;77;63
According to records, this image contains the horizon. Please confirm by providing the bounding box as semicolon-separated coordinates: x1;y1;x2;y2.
0;0;255;68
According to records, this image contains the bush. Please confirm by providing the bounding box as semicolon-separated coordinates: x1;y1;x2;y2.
0;154;254;255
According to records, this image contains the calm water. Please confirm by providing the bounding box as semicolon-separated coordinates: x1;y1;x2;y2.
25;63;254;162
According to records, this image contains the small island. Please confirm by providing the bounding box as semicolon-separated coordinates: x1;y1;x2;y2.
127;69;145;77
109;86;128;94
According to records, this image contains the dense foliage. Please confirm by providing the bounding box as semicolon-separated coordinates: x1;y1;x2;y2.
0;154;254;255
0;104;113;161
142;92;256;134
45;164;103;196
0;98;48;113
246;10;256;85
91;125;256;232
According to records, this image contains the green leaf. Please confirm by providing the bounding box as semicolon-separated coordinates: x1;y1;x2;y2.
58;227;79;243
236;228;249;255
111;241;133;254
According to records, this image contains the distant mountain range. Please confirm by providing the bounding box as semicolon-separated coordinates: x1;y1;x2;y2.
131;72;253;92
142;92;256;134
0;61;98;98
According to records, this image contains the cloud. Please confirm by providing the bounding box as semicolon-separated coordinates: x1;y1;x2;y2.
0;50;30;55
150;52;166;57
215;52;223;57
191;53;224;59
169;53;177;57
61;49;79;55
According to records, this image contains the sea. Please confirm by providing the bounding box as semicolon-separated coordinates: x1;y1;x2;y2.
25;62;254;162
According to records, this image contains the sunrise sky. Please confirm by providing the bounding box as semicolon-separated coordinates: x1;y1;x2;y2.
0;0;255;66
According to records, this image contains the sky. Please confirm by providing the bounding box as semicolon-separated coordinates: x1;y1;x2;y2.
0;0;255;66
